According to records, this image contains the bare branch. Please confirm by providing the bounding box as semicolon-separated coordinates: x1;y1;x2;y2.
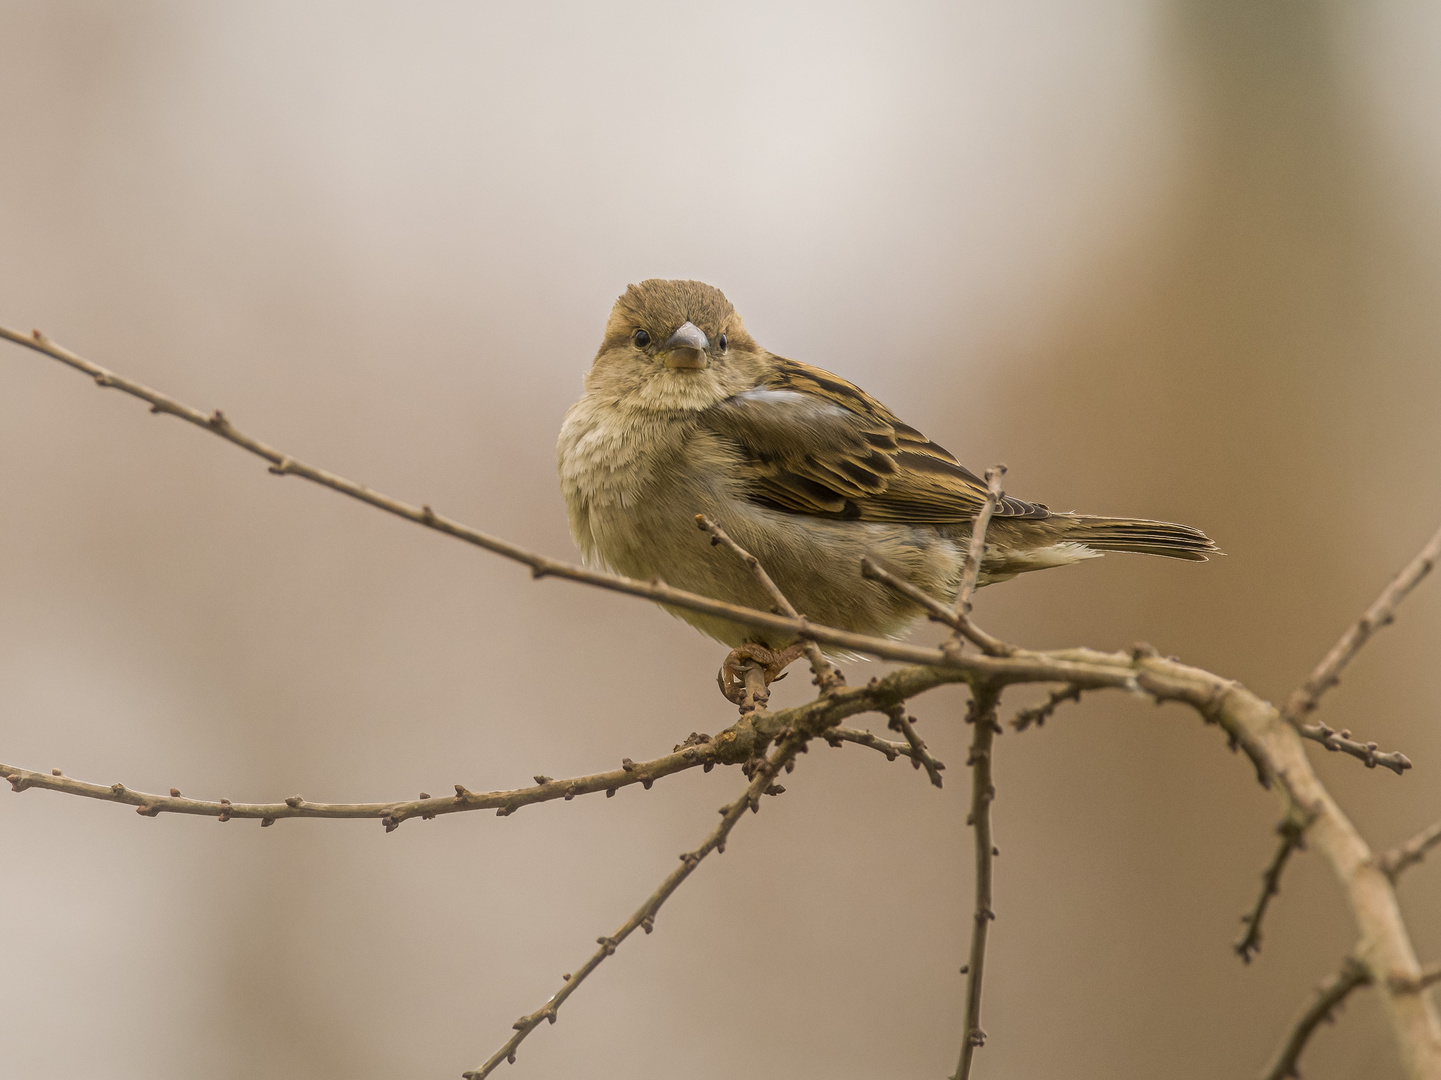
949;465;1008;654
0;663;986;830
824;725;930;767
881;704;945;788
860;556;1014;657
1297;719;1412;776
697;514;844;692
1283;521;1441;725
463;730;808;1079
0;744;721;830
1390;960;1441;996
954;684;1002;1080
1261;956;1372;1080
1010;685;1083;732
1380;819;1441;882
1236;816;1310;963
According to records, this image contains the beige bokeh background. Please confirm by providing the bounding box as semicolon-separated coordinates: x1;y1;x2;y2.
3;3;1441;1078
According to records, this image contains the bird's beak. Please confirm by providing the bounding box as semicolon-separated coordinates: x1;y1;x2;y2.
660;322;710;370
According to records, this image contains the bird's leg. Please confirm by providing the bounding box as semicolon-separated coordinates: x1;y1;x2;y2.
718;644;774;706
717;642;809;705
712;642;813;768
761;642;808;681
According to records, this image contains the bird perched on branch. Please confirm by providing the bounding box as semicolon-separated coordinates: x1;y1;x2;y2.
558;280;1216;686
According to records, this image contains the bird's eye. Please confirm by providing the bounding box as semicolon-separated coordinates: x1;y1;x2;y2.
633;329;651;348
718;333;728;352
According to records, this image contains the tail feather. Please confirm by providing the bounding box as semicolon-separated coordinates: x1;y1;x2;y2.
1056;515;1219;562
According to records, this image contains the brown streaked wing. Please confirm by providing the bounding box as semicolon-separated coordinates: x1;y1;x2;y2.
699;356;1050;523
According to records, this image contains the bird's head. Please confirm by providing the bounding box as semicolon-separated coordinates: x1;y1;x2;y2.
585;279;767;411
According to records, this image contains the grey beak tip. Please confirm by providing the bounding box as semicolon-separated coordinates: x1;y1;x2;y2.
664;321;709;352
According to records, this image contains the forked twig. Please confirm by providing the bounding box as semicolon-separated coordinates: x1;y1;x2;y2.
954;683;1002;1080
463;731;808;1079
1260;956;1372;1080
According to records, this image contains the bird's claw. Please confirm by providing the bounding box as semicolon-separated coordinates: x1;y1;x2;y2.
717;643;808;705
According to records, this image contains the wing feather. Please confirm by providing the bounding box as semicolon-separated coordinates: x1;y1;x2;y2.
698;357;1050;524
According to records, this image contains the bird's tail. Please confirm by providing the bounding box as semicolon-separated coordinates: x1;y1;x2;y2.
1055;515;1219;562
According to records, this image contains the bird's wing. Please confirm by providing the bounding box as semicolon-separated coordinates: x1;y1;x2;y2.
698;356;1050;523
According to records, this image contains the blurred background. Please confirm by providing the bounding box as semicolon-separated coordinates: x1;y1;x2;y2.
2;2;1440;1077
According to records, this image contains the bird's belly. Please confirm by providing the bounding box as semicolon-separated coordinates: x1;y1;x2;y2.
587;488;964;647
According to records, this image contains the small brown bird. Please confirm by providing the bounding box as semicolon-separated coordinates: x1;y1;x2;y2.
558;280;1215;677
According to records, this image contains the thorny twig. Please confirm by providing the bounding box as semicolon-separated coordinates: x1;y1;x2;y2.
463;731;808;1079
1236;815;1311;963
1010;685;1083;732
955;684;1002;1080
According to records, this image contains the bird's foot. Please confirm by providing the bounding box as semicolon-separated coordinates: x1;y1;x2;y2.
717;643;808;706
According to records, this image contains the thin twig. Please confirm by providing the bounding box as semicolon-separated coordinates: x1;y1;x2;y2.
1260;956;1372;1080
949;465;1007;648
954;683;1002;1080
463;730;808;1079
0;746;720;830
1389;960;1441;996
1282;521;1441;727
860;556;1014;657
1236;816;1309;963
882;704;945;788
1010;685;1083;732
1379;819;1441;881
824;726;929;766
1296;719;1412;776
0;664;980;829
697;515;844;692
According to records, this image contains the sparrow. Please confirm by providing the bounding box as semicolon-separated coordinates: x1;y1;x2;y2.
558;279;1215;671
